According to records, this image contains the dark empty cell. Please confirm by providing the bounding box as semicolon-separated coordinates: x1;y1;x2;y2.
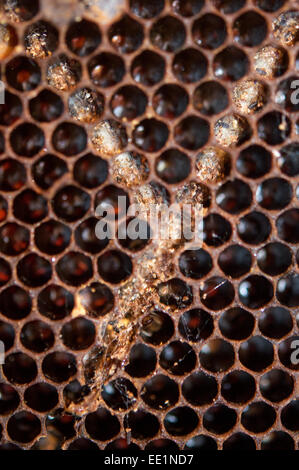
74;154;108;189
192;14;227;50
178;309;213;342
155;149;190;184
6;56;41;91
95;185;129;221
174;116;209;151
218;245;252;279
88;52;125;88
17;254;52;287
157;278;193;310
66;378;91;407
46;409;76;440
140;310;174;346
171;0;204;16
68;438;99;450
53;185;90;222
214;46;249;81
13;189;48;224
275;76;299;113
179;249;212;280
219;307;254;340
150;15;185;53
277;273;299;308
223;433;256;451
131;50;165;86
0;133;4;154
10;123;44;158
237;144;272;179
193;81;228;116
38;285;74;321
20;320;54;353
260;369;293;403
85;407;120;441
141;374;179;410
117;217;151;252
221;370;255;404
42;352;77;383
216;179;252;214
125;343;157;378
257;242;292;276
164;406;198;436
0;320;15;351
66;19;101;57
213;0;246;13
160;341;196;376
61;317;95;351
32;154;67;190
133;118;169;152
278;143;299;177
258;112;291;145
203;404;237;435
200;276;235;311
172;48;207;83
0;91;23;126
130;0;164;18
185;435;217;451
237;211;271;245
182;372;218;406
52;122;87;157
110;86;147;121
0;197;7;225
29;89;63;123
79;283;114;318
239;275;273;309
200;338;235;373
7;412;41;444
278;336;299;370
203;213;232;247
126;409;160;440
3;352;37;384
109;14;143;54
97;250;132;284
35;220;71;255
0;222;29;256
239;336;274;372
75;217;108;254
0;442;21;450
0;383;19;415
277;209;299;243
281;400;299;431
24;383;58;412
153;84;188;119
0;285;31;321
0;257;11;286
259;306;292;339
105;438;140;451
233;11;267;47
56;252;93;287
256;0;285;11
102;378;137;411
261;431;294;451
146;439;179;451
256;178;292;210
0;158;26;192
241;402;276;433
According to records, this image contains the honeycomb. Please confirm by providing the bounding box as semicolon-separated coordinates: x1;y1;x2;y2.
0;0;298;451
